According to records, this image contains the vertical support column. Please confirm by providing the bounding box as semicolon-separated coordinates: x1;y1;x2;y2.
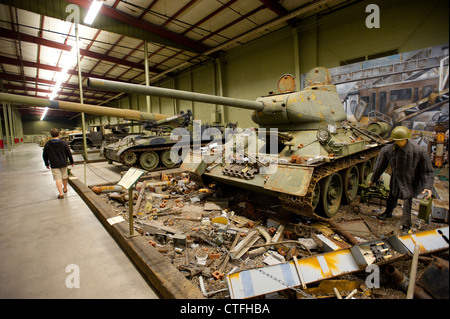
189;70;194;118
12;106;21;145
11;104;16;147
7;103;14;150
173;78;178;115
292;28;301;92
144;40;151;114
14;107;23;144
75;22;88;184
0;114;4;155
2;102;11;152
315;15;319;68
215;59;226;124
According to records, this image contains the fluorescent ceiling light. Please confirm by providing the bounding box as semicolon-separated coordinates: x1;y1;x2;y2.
84;0;103;25
44;45;78;120
48;45;77;101
40;107;48;121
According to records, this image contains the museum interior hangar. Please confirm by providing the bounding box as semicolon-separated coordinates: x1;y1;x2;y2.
0;0;448;302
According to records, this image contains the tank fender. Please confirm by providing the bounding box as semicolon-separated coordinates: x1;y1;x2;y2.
264;165;314;196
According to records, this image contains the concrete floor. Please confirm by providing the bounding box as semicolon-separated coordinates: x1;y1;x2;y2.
0;143;160;299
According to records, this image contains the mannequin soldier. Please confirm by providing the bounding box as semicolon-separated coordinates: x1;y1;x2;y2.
369;126;434;234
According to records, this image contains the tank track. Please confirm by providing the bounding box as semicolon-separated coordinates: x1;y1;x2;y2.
279;146;383;220
118;143;210;170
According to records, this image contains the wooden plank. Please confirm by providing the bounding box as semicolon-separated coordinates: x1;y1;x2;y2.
68;176;205;299
73;158;108;164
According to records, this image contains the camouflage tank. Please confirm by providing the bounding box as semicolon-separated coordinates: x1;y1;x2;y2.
86;68;392;218
100;110;234;170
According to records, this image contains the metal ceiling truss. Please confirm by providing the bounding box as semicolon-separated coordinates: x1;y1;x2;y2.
0;0;344;118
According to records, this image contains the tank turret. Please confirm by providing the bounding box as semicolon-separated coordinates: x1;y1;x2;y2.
87;67;391;218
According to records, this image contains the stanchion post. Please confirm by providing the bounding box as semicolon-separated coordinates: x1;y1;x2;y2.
128;185;134;236
118;167;145;239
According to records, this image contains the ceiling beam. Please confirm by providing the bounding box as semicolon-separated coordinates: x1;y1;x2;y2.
3;83;108;101
0;55;146;85
259;0;297;28
180;0;238;36
65;0;212;54
0;27;164;74
15;108;80;118
0;0;207;54
0;71;115;96
160;0;198;29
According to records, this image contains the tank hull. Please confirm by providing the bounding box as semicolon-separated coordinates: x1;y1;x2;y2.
182;126;389;219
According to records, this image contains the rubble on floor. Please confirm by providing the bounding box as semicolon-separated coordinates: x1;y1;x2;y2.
91;170;449;300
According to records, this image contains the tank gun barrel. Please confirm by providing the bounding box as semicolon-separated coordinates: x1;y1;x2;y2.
0;92;169;122
87;78;264;112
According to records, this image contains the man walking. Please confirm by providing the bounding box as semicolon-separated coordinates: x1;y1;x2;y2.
43;128;74;199
369;126;434;234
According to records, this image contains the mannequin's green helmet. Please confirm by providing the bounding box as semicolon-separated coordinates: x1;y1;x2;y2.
390;126;411;140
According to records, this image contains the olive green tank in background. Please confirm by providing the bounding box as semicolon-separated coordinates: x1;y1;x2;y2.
86;67;392;219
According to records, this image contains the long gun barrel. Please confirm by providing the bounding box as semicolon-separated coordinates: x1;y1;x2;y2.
0;92;170;122
87;78;264;112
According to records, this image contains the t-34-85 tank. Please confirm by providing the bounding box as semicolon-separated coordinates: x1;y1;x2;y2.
87;68;391;218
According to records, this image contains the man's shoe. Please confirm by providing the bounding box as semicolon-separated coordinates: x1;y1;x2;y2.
377;211;392;220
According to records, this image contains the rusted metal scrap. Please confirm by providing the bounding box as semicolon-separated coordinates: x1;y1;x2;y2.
385;265;432;299
418;256;449;299
226;226;449;299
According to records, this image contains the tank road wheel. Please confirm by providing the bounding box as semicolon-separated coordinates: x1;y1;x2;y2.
358;160;373;184
342;166;359;204
311;182;321;210
320;172;343;218
122;151;137;166
160;149;178;168
140;151;159;170
71;141;84;152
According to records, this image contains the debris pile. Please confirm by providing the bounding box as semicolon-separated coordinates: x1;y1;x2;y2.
91;171;449;299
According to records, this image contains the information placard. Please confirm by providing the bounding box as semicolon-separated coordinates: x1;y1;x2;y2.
118;167;146;190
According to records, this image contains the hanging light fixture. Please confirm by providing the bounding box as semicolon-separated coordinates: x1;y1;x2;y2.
84;0;103;25
43;44;77;121
40;107;48;121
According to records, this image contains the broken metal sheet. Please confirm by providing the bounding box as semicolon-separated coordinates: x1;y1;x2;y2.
227;226;449;299
397;227;449;254
228;261;302;299
339;219;372;237
263;165;314;196
227;249;360;299
316;234;351;252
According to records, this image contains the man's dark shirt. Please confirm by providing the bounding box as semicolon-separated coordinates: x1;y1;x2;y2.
43;139;74;169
